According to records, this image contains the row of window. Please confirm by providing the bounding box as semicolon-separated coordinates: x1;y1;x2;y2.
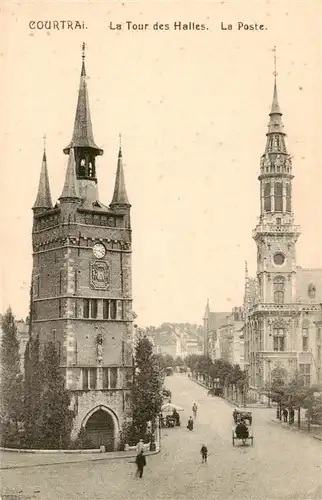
81;367;132;390
272;328;312;352
83;299;122;320
263;182;291;213
32;298;127;320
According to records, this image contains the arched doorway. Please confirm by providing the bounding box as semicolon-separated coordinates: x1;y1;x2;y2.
84;408;116;450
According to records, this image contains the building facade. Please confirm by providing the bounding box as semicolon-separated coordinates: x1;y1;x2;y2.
244;77;322;394
203;300;230;358
30;46;133;450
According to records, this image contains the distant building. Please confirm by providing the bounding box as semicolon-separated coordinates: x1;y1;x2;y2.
202;300;230;359
244;75;322;396
214;307;245;368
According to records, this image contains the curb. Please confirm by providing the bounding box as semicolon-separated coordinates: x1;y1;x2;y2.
270;419;322;441
0;447;101;454
0;448;161;470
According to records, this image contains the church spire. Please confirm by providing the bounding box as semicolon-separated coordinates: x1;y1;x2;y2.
63;43;103;157
33;137;53;211
59;148;81;201
257;48;295;219
110;137;130;207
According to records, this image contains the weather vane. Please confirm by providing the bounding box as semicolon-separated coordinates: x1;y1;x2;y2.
273;46;278;77
119;133;122;148
82;42;86;61
43;134;47;151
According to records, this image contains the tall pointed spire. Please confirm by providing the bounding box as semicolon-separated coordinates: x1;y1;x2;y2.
33;137;53;211
204;298;210;318
110;138;130;207
262;47;289;158
63;43;103;156
59;148;81;201
270;47;281;115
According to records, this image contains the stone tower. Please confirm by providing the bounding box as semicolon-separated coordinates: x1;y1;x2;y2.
253;77;301;304
31;45;133;450
245;71;302;391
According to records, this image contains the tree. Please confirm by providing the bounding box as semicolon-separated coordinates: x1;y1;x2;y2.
36;342;74;449
23;335;42;447
267;366;288;418
0;307;23;446
131;337;163;439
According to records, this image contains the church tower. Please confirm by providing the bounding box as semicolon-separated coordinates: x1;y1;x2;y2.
30;45;133;450
246;51;301;391
253;73;301;304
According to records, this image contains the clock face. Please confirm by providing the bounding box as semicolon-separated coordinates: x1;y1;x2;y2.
93;243;106;259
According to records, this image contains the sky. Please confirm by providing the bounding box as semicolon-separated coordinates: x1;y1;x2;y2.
1;1;321;327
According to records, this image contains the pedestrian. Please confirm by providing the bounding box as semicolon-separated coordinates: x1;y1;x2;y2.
187;416;194;431
283;408;288;423
135;450;146;478
289;407;295;425
192;403;198;419
233;408;239;424
200;444;208;463
136;438;144;454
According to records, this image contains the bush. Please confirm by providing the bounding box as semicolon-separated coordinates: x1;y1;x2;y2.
69;427;96;450
0;418;22;448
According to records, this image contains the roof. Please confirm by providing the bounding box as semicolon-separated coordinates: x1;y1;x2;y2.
59;149;81;200
207;312;230;331
110;147;130;206
33;150;53;210
64;49;103;155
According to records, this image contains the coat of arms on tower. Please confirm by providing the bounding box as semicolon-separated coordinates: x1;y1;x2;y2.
90;261;110;290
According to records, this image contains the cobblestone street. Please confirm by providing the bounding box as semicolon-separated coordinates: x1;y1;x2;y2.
1;374;322;500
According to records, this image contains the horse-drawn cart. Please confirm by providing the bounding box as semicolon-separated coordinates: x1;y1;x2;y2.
232;410;254;446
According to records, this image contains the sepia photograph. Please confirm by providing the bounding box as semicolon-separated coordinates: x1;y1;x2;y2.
0;1;321;499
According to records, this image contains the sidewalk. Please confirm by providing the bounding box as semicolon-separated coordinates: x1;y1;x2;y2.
0;447;159;470
270;419;322;441
191;378;272;409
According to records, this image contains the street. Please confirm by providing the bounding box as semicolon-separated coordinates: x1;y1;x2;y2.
1;374;322;500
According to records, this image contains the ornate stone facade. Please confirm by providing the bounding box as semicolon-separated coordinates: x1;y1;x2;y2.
30;46;133;450
244;78;322;393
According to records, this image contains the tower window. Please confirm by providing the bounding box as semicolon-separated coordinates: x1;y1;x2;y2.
89;368;97;389
286;184;292;212
83;299;90;318
264;182;271;212
102;299;118;320
273;276;285;304
83;299;98;319
273;329;285;351
302;336;308;352
91;299;98;319
110;300;117;320
109;368;118;389
274;182;283;212
276;218;281;225
82;368;89;390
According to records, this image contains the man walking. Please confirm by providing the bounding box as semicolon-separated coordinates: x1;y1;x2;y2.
200;444;208;463
135;450;146;478
192;403;198;419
